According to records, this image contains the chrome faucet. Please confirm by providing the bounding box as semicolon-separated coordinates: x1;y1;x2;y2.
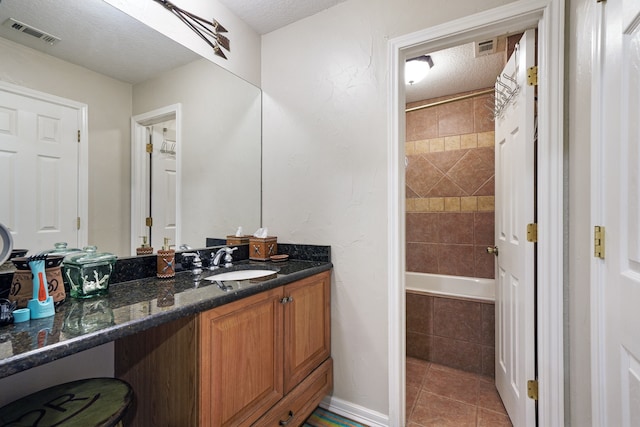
210;247;238;270
181;252;203;274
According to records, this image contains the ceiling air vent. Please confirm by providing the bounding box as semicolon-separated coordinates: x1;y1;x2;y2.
3;18;60;45
475;39;497;57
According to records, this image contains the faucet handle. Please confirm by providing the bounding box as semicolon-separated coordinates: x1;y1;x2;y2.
223;247;237;268
182;252;203;274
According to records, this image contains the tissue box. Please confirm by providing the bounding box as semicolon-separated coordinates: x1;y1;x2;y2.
249;236;277;261
226;235;251;245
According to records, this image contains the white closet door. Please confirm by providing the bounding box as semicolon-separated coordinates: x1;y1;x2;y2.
0;86;81;250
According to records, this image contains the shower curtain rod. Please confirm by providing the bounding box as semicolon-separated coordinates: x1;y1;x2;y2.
405;88;494;113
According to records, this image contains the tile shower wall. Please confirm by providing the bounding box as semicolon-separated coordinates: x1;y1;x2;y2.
407;292;495;377
405;89;495;279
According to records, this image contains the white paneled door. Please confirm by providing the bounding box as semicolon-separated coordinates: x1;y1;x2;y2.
494;29;536;427
0;85;82;251
150;123;176;251
597;0;640;425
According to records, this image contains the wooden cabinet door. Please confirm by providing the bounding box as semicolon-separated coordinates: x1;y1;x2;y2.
199;287;284;427
283;271;331;393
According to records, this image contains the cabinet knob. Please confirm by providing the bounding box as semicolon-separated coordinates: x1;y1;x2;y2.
280;296;294;304
279;410;294;425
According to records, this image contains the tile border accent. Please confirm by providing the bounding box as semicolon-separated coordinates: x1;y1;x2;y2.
407;196;494;212
406;131;495;154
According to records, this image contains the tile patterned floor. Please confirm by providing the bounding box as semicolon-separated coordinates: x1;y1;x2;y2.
406;357;513;426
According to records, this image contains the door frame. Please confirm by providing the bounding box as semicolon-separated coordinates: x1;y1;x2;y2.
0;80;89;248
130;104;182;255
386;0;565;425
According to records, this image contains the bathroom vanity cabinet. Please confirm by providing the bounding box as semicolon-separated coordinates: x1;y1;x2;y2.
115;270;332;426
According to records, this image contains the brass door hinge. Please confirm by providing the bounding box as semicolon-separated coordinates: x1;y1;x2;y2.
77;130;81;143
527;66;538;86
527;223;538;243
594;226;605;259
146;217;153;227
146;143;153;153
77;217;81;230
527;379;538;400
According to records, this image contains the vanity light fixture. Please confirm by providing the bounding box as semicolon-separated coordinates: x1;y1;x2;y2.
152;0;229;59
405;55;434;85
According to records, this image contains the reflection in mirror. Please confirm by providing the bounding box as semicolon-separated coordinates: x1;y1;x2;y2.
0;0;261;259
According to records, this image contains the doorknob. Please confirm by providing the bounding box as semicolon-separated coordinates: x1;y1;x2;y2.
486;246;499;256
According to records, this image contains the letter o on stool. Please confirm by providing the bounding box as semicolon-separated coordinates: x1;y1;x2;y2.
0;378;132;426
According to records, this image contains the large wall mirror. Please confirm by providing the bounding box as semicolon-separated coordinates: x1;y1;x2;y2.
0;0;262;259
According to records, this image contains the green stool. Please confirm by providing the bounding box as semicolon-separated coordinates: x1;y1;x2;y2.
0;378;132;427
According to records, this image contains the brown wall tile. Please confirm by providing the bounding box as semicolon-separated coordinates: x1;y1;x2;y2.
433;298;482;342
431;336;483;374
406;186;420;198
406;155;444;197
426;177;466;197
481;346;496;378
406;90;496;279
406;294;496;377
474;176;495;196
427;149;467;173
437;245;475;276
407;108;438;141
437;99;475;137
407;331;433;360
474;212;495;245
448;150;494;195
438;213;474;244
406;243;439;273
481;303;495;347
406;213;439;243
474;94;494;133
475;245;496;279
407;293;434;334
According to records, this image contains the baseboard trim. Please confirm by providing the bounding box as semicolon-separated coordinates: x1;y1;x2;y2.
320;396;389;427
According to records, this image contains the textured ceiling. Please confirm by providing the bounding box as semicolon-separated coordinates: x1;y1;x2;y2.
405;41;506;103
0;0;507;103
217;0;348;35
0;0;199;84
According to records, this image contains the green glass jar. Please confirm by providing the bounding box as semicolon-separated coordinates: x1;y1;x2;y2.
63;246;117;298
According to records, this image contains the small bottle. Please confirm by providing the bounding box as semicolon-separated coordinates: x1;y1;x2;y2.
136;236;154;256
157;238;175;279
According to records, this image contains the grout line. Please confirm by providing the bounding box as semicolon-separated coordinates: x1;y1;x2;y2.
407;360;512;426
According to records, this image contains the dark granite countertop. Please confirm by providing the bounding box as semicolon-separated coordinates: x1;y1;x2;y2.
0;256;332;379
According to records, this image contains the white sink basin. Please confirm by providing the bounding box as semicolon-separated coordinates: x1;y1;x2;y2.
205;269;277;282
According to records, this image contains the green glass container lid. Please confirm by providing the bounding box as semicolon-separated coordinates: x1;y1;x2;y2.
43;241;82;257
63;246;117;266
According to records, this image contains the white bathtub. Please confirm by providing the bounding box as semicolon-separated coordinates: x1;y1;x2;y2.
405;272;495;302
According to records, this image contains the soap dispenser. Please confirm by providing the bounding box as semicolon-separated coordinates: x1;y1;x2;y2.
157;238;175;278
136;236;154;256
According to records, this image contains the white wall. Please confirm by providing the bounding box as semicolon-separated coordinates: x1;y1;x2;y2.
132;58;262;247
261;0;515;418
